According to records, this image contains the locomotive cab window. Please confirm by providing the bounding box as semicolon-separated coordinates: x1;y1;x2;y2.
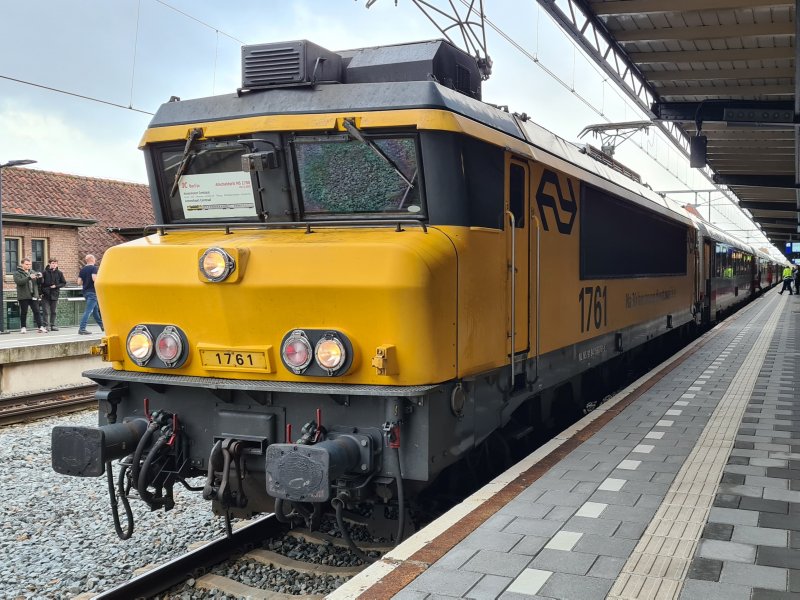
155;140;264;222
292;132;423;218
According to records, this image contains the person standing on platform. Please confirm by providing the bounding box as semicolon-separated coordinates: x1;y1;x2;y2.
13;258;46;333
77;254;103;335
780;265;794;295
41;258;66;331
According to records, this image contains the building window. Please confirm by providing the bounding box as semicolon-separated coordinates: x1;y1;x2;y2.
5;238;20;275
31;239;47;273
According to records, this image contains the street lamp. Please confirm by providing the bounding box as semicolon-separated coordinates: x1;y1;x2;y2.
0;159;37;333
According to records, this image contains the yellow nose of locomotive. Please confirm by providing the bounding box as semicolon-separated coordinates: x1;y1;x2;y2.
95;227;457;386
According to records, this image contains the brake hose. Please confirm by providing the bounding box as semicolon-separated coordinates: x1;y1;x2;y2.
106;460;134;540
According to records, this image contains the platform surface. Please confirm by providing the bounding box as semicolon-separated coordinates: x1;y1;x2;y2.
0;325;102;350
334;288;800;600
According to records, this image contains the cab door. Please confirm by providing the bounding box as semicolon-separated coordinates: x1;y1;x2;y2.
507;159;530;362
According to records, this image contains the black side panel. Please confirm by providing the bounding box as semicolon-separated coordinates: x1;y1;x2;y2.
581;184;687;279
464;136;504;230
420;131;504;229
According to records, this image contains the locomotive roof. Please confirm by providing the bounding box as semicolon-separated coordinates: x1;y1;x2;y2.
149;81;519;137
148;79;694;232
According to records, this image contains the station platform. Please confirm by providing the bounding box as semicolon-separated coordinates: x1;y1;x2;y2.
0;326;102;396
332;287;800;600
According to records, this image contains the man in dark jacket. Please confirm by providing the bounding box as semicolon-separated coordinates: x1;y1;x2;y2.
41;258;66;331
78;254;103;334
13;258;46;333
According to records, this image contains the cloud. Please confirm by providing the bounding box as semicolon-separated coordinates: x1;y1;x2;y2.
0;102;147;183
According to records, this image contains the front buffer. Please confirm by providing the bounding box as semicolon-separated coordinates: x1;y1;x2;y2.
265;432;376;503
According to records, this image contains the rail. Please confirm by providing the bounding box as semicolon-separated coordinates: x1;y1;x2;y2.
94;515;286;599
0;384;96;426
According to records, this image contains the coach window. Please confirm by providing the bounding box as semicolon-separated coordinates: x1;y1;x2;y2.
31;239;47;273
715;244;726;278
5;237;19;275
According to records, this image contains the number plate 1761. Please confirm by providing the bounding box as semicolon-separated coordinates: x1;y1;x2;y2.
200;348;271;372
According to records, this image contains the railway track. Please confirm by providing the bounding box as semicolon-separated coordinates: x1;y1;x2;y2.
0;384;96;426
92;513;390;599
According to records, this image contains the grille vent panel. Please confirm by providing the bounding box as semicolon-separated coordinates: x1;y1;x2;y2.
244;46;303;87
242;40;342;90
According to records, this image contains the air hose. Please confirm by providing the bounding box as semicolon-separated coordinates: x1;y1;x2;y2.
332;497;375;564
129;421;159;489
394;446;405;545
273;498;290;523
137;432;168;507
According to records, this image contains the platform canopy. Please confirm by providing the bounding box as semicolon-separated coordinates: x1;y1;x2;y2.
538;0;800;243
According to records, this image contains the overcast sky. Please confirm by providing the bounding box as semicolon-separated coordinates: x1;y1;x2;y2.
0;0;775;251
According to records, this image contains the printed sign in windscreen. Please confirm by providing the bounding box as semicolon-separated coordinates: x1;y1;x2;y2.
178;172;257;219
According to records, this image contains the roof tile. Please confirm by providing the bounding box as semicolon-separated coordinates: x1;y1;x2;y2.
1;168;155;260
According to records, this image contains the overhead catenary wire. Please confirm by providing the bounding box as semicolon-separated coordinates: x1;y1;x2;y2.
152;0;246;45
129;0;143;110
1;0;243;118
0;74;154;116
468;0;768;246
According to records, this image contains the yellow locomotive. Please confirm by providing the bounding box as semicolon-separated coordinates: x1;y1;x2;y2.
52;39;772;542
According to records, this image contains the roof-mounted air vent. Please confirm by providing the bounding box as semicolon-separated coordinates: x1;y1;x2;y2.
241;40;342;91
341;40;481;100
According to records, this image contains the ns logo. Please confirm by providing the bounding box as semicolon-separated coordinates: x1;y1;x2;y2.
535;168;577;235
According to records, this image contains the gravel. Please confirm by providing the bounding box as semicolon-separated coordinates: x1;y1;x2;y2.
0;410;227;599
214;558;348;596
267;534;370;567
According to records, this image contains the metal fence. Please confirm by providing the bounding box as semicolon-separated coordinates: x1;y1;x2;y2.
3;286;87;330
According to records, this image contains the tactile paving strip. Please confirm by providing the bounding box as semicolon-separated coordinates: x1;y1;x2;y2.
608;299;784;599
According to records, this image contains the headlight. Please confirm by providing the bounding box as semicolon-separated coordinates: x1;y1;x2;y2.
199;247;235;282
155;326;183;366
281;330;313;374
315;336;346;373
127;325;153;366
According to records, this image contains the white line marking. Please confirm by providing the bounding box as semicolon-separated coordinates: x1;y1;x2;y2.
507;569;552;595
544;531;583;551
617;460;641;470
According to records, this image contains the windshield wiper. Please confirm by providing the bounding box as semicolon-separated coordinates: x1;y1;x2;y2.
169;127;204;198
341;119;415;189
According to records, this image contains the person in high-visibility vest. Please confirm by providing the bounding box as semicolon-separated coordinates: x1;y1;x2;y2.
780;265;794;295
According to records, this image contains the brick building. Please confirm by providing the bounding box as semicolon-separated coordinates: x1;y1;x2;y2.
0;168;154;328
0;168;154;286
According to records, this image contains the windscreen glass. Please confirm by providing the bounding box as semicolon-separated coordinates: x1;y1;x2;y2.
158;143;257;221
293;135;422;217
